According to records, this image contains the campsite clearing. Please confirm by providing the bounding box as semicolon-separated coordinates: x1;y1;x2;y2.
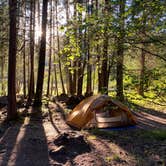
0;101;166;166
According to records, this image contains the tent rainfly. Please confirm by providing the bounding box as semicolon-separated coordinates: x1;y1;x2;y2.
66;95;136;129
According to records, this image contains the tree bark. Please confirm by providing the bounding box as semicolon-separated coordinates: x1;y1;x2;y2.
53;3;59;96
1;56;4;95
28;0;35;104
8;0;17;120
46;0;53;97
23;8;26;98
85;0;92;96
139;45;146;96
34;0;48;106
100;28;109;94
138;12;147;97
65;0;72;95
116;0;125;101
55;0;66;94
98;0;110;94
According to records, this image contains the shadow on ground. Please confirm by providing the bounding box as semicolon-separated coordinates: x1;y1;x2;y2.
0;121;23;166
0;107;50;166
15;108;50;166
47;103;92;165
88;103;166;165
49;133;91;165
128;102;166;129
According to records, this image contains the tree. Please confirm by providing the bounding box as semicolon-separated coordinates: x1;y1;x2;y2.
128;0;166;96
64;0;73;95
77;1;85;96
0;1;8;96
85;0;92;96
52;2;59;96
34;0;48;106
98;0;110;94
7;0;17;120
46;0;53;96
116;0;126;101
28;0;35;104
55;0;66;94
3;0;165;107
23;2;27;98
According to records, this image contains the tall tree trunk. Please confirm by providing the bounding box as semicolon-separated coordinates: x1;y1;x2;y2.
23;29;26;98
100;28;109;94
28;0;35;104
46;0;53;97
55;0;66;94
96;0;102;93
71;1;77;95
86;46;92;95
77;61;84;96
65;0;72;95
72;61;77;94
22;1;27;98
8;0;17;120
77;0;87;96
77;47;86;96
85;0;92;96
138;13;147;97
37;0;40;43
50;75;53;96
53;58;59;96
1;56;5;95
34;0;48;106
27;51;30;91
65;0;73;95
139;45;146;96
98;0;109;94
53;3;59;96
1;56;4;95
92;65;96;92
116;0;125;101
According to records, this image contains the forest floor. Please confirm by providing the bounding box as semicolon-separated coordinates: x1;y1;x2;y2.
0;98;166;166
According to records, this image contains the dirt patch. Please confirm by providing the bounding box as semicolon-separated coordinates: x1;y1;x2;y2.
133;111;166;129
129;102;166;130
0;102;166;166
73;153;105;166
49;133;91;164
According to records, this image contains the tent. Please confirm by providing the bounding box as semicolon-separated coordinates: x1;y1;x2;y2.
66;95;136;129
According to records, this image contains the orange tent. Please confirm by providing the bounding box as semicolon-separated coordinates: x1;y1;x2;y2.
66;95;136;129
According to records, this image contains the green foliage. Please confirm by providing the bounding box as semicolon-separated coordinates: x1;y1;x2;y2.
76;3;85;14
147;67;166;96
90;128;166;141
141;130;166;141
124;71;139;90
1;0;166;106
0;2;9;51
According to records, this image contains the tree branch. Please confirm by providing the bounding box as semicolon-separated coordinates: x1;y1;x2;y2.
127;42;166;62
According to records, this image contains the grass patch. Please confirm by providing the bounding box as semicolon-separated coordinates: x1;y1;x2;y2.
112;154;121;162
141;130;166;141
89;128;115;138
124;90;166;112
90;128;166;141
